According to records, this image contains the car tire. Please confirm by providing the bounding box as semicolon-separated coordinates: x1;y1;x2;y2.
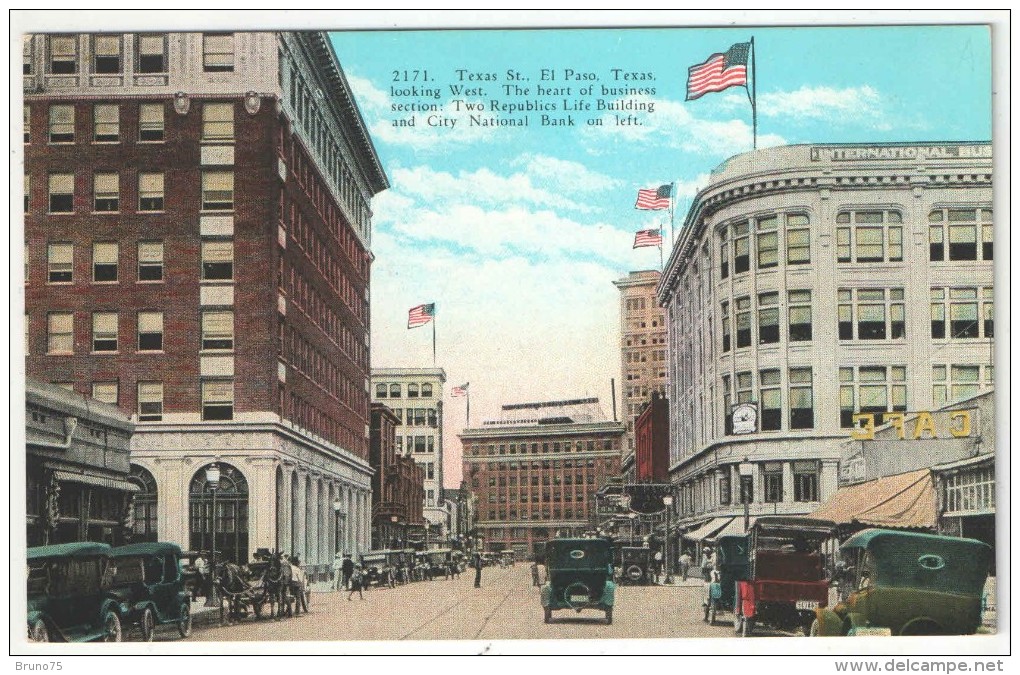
742;617;754;638
140;607;156;642
29;620;49;642
543;607;552;624
177;603;192;638
103;611;123;642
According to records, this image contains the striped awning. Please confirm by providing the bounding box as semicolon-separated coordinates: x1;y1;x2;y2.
682;517;733;542
707;516;756;541
51;469;139;493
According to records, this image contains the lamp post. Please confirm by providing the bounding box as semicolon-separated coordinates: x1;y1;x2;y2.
739;458;753;532
628;512;637;542
204;462;221;608
662;494;674;584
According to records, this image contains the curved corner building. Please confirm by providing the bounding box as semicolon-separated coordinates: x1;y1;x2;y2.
657;142;993;535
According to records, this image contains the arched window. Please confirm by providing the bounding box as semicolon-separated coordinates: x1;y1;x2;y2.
375;383;387;399
407;383;419;398
389;383;401;398
130;464;158;543
421;383;433;397
189;462;249;564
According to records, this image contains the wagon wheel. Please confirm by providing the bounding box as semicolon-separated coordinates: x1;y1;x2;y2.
140;607;156;642
543;607;552;624
177;602;192;638
29;620;49;642
102;611;123;642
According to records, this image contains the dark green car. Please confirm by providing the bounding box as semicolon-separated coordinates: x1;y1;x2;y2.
27;542;124;642
812;529;992;636
541;537;616;624
110;542;192;641
704;534;750;625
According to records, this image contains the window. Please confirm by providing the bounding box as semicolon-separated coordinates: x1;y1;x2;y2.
138;382;163;421
718;475;731;505
721;301;731;352
47;243;73;282
756;215;778;269
92;242;118;282
23;35;33;75
137;311;164;351
202;103;234;142
421;383;433;397
931;287;992;339
758;292;780;344
202;380;234;420
92;35;121;74
92;382;118;405
933;364;992;406
733;221;750;273
929;208;992;261
49;104;74;143
839;365;906;428
786;213;810;265
47;312;74;353
836;210;903;263
48;35;77;74
764;463;783;503
201;241;233;280
91;312;118;352
136;34;166;73
759;369;781;431
201;171;233;210
24;104;31;144
793;461;819;502
722;374;732;435
789;367;814;430
838;288;905;340
202;33;235;72
92;103;119;142
943;467;994;515
736;371;753;404
408;383;419;398
138;173;164;211
718;228;729;279
375;383;387;398
735;297;751;348
785;290;812;342
93;173;119;211
138;103;164;141
138;241;164;281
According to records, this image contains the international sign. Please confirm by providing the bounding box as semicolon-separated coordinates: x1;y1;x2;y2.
810;144;991;162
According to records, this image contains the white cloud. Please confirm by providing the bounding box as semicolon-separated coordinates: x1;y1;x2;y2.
721;85;885;126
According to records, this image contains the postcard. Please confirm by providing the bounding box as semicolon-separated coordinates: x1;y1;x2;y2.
11;9;1007;663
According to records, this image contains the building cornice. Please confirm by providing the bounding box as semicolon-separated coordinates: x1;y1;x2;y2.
460;421;626;440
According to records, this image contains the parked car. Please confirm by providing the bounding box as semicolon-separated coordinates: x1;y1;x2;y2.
360;551;396;588
541;537;616;625
811;529;992;636
615;545;654;585
734;516;837;636
426;549;453;578
110;542;192;640
704;534;750;625
27;542;124;642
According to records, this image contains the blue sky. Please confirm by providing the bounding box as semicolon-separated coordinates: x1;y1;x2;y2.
329;25;991;486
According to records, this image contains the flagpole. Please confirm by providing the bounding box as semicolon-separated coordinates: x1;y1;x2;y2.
432;314;436;367
466;390;471;428
749;36;758;150
669;181;676;248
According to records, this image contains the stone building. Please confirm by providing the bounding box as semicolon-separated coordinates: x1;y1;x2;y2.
369;402;426;550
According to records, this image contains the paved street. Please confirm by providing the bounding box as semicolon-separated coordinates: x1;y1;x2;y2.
185;565;760;641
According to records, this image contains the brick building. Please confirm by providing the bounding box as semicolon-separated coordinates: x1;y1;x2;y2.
23;31;388;576
460;398;624;558
634;391;669;483
369;403;426;550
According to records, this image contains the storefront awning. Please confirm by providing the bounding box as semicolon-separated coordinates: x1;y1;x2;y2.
707;516;756;541
51;469;139;493
810;468;935;530
683;517;733;542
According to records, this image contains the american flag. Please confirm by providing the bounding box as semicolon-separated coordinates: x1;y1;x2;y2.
451;383;469;397
407;303;435;328
635;184;673;210
633;229;663;249
686;42;750;101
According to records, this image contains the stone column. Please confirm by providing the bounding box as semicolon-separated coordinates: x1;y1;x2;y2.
294;469;307;561
782;461;795;506
277;464;292;553
247;458;277;553
156;457;191;550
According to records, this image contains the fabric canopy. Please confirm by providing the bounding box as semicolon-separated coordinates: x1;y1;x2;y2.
810;468;936;529
708;516;756;541
52;469;140;493
683;517;733;542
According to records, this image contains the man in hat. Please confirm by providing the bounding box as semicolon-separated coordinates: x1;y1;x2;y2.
331;552;344;591
341;553;355;591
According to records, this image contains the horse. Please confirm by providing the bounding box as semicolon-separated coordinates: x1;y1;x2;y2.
217;562;254;625
258;551;292;619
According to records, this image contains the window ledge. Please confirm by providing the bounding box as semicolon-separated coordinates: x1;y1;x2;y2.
46;212;75;216
137;140;166;145
46;351;74;356
136;280;165;284
137;350;165;355
92;211;121;215
91;351;120;355
92;281;120;285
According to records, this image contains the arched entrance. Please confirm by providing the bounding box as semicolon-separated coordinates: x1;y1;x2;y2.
189;462;249;564
129;464;158;543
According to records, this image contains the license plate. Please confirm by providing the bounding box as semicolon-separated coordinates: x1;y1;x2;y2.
570;595;589;603
795;600;819;610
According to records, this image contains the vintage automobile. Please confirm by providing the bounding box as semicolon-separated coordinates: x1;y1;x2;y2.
27;542;124;642
704;534;750;625
413;551;432;580
810;529;992;636
541;537;616;625
360;550;396;588
500;550;516;567
734;516;837;637
110;542;193;640
426;549;453;578
615;545;654;585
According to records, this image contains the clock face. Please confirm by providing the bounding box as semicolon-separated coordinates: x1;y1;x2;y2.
732;403;757;434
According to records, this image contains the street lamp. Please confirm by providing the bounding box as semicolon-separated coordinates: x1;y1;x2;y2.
738;458;754;533
627;512;637;542
204;462;221;608
662;494;674;584
333;498;343;555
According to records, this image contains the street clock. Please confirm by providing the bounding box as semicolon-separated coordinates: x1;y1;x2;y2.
731;402;758;435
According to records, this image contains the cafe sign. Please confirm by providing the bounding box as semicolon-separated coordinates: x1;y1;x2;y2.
850;410;973;441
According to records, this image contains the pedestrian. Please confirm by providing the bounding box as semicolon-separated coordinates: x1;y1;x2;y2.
332;552;344;591
341;553;354;590
347;564;365;601
290;555;308;614
473;551;482;588
654;550;664;584
701;547;714;582
679;550;693;581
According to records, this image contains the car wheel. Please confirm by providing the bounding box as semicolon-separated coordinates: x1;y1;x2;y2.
543;607;552;624
177;603;192;638
29;620;49;642
808;618;820;637
605;608;613;625
742;617;754;638
140;607;156;642
103;611;123;642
